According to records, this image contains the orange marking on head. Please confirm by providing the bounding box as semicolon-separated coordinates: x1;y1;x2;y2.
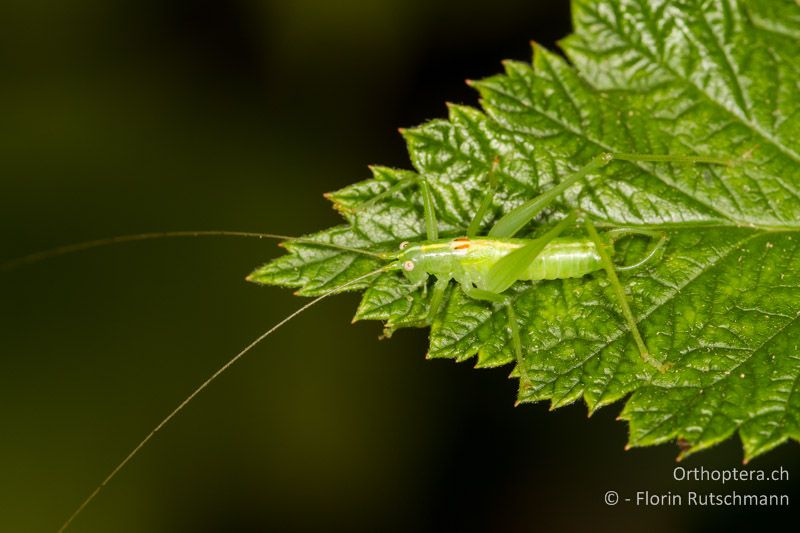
454;243;470;250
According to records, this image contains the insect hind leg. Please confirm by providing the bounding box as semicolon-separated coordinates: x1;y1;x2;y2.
584;218;668;372
606;228;668;272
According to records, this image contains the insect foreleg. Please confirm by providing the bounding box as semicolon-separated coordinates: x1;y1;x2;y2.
583;218;667;372
426;276;450;323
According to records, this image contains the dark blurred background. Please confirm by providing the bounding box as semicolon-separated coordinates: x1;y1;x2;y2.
0;1;797;531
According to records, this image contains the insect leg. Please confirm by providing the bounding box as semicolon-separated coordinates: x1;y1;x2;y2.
606;228;668;272
584;218;667;372
606;228;664;240
353;173;439;240
489;153;614;238
426;276;450;323
613;153;736;166
488;150;733;240
461;284;523;368
505;302;522;369
417;177;439;241
467;157;500;237
484;211;576;294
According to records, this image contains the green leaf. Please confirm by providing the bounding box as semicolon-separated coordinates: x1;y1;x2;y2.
248;0;800;461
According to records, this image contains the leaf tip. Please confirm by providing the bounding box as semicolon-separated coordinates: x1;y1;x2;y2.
676;438;692;457
530;40;544;62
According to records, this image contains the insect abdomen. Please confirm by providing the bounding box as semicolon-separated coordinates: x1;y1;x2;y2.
403;237;604;285
524;239;602;280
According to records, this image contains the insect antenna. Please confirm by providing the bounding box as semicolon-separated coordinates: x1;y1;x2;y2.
56;262;397;533
0;230;386;272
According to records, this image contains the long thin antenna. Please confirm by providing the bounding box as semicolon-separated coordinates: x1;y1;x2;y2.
56;264;394;532
0;230;385;273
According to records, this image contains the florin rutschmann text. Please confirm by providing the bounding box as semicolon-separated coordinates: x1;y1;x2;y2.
632;490;788;507
603;466;790;508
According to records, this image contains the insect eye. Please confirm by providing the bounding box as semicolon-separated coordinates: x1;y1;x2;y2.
403;260;415;272
399;241;410;250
